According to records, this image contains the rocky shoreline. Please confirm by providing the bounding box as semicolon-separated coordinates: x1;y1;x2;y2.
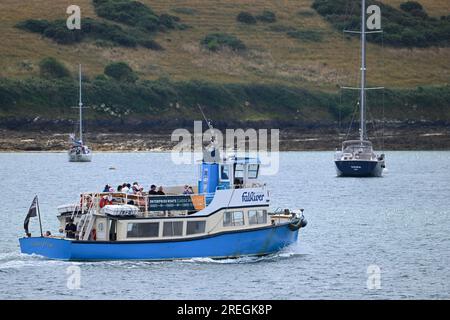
1;124;450;152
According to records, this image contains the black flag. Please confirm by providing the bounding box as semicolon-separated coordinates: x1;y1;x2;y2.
24;196;38;236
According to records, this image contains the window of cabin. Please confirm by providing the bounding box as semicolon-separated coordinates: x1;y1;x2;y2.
234;164;244;178
186;221;206;235
220;165;230;181
248;210;267;225
127;222;159;238
248;164;259;179
163;221;183;237
257;210;268;224
248;210;258;225
223;211;244;227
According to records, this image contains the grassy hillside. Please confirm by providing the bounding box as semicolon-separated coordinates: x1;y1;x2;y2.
0;0;449;128
1;0;449;89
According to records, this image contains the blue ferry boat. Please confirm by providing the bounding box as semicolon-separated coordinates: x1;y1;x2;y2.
19;154;307;261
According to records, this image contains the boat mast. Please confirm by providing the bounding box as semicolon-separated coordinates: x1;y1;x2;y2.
360;0;366;141
78;64;83;143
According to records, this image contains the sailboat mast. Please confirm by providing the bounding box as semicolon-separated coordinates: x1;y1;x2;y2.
360;0;366;141
78;64;83;143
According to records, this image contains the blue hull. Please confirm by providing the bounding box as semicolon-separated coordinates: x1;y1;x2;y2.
19;223;299;261
335;160;382;177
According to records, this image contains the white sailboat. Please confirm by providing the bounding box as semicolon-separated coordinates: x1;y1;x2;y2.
68;64;92;162
334;0;385;177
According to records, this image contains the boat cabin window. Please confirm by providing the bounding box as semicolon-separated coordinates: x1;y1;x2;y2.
234;164;244;187
248;210;267;225
234;164;244;178
186;221;206;235
127;222;159;238
163;221;183;237
223;211;244;227
220;165;230;181
247;164;259;179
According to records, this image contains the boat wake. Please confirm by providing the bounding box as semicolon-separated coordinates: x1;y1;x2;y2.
180;242;310;264
0;242;310;269
0;251;76;270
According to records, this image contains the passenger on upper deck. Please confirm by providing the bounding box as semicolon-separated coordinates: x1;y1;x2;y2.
126;184;133;195
156;186;165;195
183;185;194;195
148;185;158;195
99;195;113;208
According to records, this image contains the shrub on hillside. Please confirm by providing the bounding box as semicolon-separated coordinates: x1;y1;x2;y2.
201;33;246;52
312;0;450;47
400;1;428;18
256;11;276;23
400;1;423;13
93;0;186;31
287;30;323;42
171;7;198;15
104;62;138;83
16;19;50;33
16;18;163;50
138;39;164;50
39;57;71;79
236;12;257;24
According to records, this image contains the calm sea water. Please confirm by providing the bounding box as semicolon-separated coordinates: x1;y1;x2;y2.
0;151;449;299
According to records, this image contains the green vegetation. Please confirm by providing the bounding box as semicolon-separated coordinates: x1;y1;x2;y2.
236;12;257;24
256;11;277;23
201;33;246;52
237;11;276;24
92;0;187;31
171;7;198;15
39;57;71;79
16;18;163;49
16;0;190;50
268;25;323;42
1;76;448;124
104;62;138;83
287;30;323;42
400;1;427;17
312;0;450;47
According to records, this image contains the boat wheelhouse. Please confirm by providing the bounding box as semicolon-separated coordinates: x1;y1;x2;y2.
19;155;306;261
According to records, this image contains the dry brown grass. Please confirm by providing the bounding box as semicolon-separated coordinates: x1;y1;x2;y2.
0;0;448;89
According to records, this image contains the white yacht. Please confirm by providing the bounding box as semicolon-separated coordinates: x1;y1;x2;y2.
68;64;92;162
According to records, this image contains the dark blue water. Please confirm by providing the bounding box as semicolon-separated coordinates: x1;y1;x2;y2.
0;152;449;299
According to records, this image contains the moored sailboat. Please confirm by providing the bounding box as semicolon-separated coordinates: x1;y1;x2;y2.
334;0;385;177
68;64;92;162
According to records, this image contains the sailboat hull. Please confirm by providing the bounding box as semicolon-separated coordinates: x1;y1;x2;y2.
68;153;92;162
335;160;383;177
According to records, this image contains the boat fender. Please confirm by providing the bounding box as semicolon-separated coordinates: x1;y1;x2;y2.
300;218;308;228
288;215;307;231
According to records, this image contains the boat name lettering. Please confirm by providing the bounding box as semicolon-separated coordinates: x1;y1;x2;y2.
242;192;264;202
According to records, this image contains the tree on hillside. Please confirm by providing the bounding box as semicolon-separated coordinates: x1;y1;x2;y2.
104;62;138;83
39;57;71;79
